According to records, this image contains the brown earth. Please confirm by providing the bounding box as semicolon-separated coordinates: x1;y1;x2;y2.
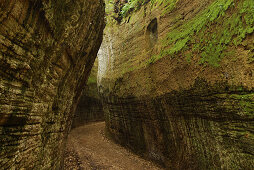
64;122;161;170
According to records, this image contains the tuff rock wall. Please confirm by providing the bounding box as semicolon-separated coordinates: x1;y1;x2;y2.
72;59;104;128
99;0;254;169
0;0;104;169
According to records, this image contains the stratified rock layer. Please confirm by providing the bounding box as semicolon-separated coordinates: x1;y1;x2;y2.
72;94;104;128
102;83;254;169
99;0;254;169
72;59;104;128
0;0;104;169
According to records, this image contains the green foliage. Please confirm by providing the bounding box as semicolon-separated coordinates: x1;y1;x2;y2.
87;76;97;85
150;0;178;15
105;0;115;15
149;0;254;66
121;0;178;17
147;55;157;64
121;0;144;17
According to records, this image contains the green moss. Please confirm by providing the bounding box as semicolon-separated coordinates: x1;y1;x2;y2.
229;93;254;116
240;100;254;115
120;0;178;18
121;0;143;17
120;65;138;75
149;0;254;66
185;53;192;63
248;51;254;63
147;55;158;64
87;76;97;85
150;0;178;15
105;0;115;15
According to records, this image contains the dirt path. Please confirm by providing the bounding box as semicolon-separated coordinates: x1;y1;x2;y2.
64;122;161;170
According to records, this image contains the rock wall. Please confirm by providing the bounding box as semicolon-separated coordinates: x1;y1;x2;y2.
72;94;104;128
0;0;104;169
72;59;104;128
99;0;254;169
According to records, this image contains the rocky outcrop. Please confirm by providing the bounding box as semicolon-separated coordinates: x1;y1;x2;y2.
0;0;104;169
99;0;254;169
72;59;104;128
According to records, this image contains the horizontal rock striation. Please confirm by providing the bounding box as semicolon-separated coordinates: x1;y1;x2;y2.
99;0;254;168
0;0;104;169
102;82;254;169
72;95;104;128
72;59;104;128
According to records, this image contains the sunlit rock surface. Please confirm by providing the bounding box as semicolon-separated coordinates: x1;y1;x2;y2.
0;0;104;169
99;0;254;169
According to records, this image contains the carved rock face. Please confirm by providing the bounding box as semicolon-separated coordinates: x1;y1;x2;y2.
0;0;104;169
72;59;104;128
99;0;254;169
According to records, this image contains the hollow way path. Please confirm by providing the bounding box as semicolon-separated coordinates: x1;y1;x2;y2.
64;122;161;170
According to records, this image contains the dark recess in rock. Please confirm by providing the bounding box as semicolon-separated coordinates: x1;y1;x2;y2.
146;18;158;47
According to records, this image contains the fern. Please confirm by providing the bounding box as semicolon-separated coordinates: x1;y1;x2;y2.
121;0;178;18
121;0;144;17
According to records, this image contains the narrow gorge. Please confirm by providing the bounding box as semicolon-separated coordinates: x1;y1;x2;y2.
0;0;254;169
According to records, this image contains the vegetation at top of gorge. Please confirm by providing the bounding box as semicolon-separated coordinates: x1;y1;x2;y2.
149;0;254;67
121;0;178;17
105;0;144;19
105;0;253;67
105;0;178;19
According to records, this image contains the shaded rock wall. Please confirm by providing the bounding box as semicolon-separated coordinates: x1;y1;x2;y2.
72;59;104;128
99;0;254;169
73;94;104;128
0;0;104;169
102;84;254;169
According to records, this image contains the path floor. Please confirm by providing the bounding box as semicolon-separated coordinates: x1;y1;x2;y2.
64;122;161;170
